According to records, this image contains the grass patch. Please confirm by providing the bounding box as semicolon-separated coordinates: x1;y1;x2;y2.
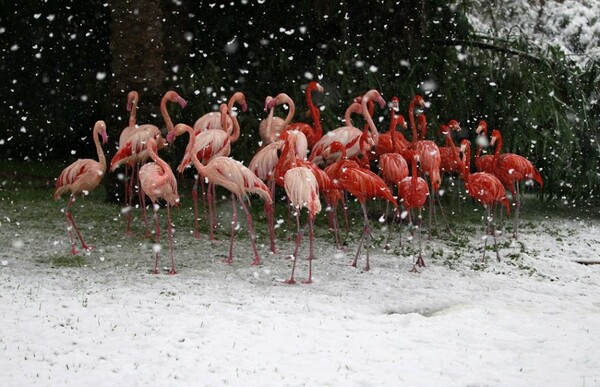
50;255;86;268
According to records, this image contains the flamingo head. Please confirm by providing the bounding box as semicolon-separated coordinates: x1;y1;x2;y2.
490;129;501;146
476;120;488;135
396;114;408;130
263;96;274;112
459;139;471;163
166;91;187;109
389;96;400;112
126;91;138;112
308;81;324;94
448;119;461;131
96;121;108;144
323;141;346;159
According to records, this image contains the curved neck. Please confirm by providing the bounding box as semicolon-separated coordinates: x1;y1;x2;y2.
344;102;361;127
418;115;427;140
94;123;107;173
219;103;229;130
161;94;175;134
280;94;295;128
411;156;418;183
228;92;246;113
493;133;503;161
361;91;379;143
408;97;419;144
228;105;241;143
462;143;471;181
127;91;138;128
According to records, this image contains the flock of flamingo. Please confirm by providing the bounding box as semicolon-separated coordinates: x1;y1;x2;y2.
53;83;543;283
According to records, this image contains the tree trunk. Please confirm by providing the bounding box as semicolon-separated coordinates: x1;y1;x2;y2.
105;0;166;202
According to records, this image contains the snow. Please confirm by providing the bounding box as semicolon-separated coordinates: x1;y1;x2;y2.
468;0;600;67
1;193;600;386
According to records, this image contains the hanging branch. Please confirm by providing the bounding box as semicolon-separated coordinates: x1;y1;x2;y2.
427;38;548;66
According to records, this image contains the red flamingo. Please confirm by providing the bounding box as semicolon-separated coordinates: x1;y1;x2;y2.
374;96;410;159
399;151;430;271
438;120;463;175
54;121;108;255
139;137;179;275
192;91;247;136
111;91;187;235
378;152;409;238
309;89;385;167
302;81;325;148
332;156;398;271
460;139;510;261
322;141;362;247
474;120;494;174
186;127;272;266
283;166;322;284
490;129;543;239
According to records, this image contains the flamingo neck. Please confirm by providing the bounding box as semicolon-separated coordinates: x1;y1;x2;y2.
128;92;138;128
229;108;241;143
282;96;295;128
161;95;175;135
94;124;107;173
462;143;471;182
361;93;379;144
493;134;503;161
219;104;229;130
409;99;418;144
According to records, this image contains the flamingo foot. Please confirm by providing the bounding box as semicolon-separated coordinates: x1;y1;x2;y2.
415;256;426;267
152;268;159;275
409;265;420;273
222;258;233;264
301;279;313;284
284;278;296;285
364;264;371;272
251;258;261;266
167;268;177;275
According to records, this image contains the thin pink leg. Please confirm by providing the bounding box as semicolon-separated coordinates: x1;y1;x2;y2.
191;176;200;239
224;194;237;265
239;198;261;266
285;209;302;284
266;179;277;253
139;171;151;238
302;215;315;284
166;204;177;275
66;195;92;253
152;203;160;274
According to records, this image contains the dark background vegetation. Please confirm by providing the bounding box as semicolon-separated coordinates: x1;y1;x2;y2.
0;0;598;205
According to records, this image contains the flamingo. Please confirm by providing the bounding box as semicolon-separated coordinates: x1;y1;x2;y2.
490;129;543;239
170;112;239;240
54;121;108;255
266;93;309;159
408;99;446;235
116;91;139;212
248;140;282;253
285;81;324;148
399;151;430;271
258;96;285;144
373;96;410;159
283;166;322;284
438;120;464;208
377;152;409;235
309;89;385;167
186;126;272;266
192;91;247;136
139;137;179;275
110;90;187;235
460;140;510;261
333;157;398;271
474;120;494;174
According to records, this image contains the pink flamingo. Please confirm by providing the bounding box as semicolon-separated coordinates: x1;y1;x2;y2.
54;121;108;254
258;96;285;144
139;137;180;275
309;89;385;167
186;127;271;265
283;166;322;284
438;120;463;175
490;129;543;239
170;111;240;240
192;91;247;136
399;151;430;271
474;120;494;174
116;91;139;212
460;140;510;261
266;93;309;158
111;91;187;235
248;140;282;253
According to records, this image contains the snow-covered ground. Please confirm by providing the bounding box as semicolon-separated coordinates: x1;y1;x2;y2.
1;188;599;386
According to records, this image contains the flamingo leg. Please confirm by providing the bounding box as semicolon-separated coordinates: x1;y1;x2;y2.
267;179;277;253
151;202;160;274
123;164;135;236
351;202;372;271
410;207;426;272
513;182;521;240
302;214;315;284
435;192;453;235
65;195;93;253
192;175;200;239
166;204;176;275
206;181;217;241
224;194;237;264
138;170;151;238
285;208;302;284
239;197;261;266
